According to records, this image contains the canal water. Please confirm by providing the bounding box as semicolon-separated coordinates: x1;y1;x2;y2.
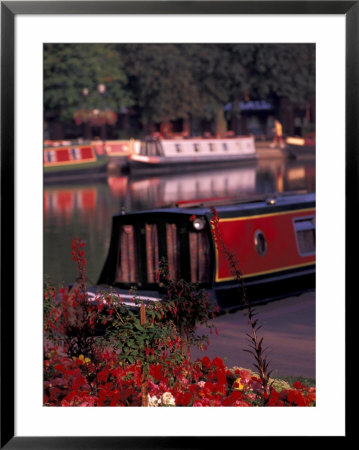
44;155;315;286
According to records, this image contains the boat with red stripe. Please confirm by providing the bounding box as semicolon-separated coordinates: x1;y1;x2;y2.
97;192;315;310
92;139;141;168
44;142;108;182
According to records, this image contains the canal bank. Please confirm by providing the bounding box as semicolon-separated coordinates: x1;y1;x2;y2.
255;140;287;159
191;291;315;379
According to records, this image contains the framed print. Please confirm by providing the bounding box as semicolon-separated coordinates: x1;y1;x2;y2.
1;1;355;447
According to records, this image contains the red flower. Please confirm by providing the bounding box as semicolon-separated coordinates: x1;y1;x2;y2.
97;369;110;384
175;392;193;406
201;356;211;368
286;390;308;406
149;364;163;381
211;357;225;369
222;390;243;406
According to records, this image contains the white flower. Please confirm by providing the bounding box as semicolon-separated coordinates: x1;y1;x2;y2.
161;392;176;406
147;395;161;407
197;381;206;388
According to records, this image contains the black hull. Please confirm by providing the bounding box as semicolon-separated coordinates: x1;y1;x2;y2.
128;156;258;176
286;144;315;159
95;266;315;312
214;267;315;310
43;163;108;184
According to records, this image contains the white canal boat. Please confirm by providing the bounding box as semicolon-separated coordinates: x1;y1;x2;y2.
128;135;257;174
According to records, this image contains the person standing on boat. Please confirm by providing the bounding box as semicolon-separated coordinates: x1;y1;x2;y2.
270;120;285;148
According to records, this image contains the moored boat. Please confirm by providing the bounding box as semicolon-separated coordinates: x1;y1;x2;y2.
128;135;257;174
44;143;108;182
285;133;315;159
92;139;141;168
96;192;315;310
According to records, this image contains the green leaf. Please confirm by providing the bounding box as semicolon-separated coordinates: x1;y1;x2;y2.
134;323;145;332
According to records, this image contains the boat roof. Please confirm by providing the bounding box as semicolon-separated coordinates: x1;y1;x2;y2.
115;192;315;218
144;135;253;142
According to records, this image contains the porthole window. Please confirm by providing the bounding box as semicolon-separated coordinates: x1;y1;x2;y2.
254;230;267;256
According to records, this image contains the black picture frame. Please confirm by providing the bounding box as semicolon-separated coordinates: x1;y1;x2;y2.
1;1;354;447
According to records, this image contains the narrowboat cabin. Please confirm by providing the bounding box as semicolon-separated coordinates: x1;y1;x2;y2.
97;139;141;168
44;143;108;182
97;193;315;310
128;135;257;175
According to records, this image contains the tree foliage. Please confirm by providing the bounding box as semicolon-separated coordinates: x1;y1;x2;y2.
44;44;132;122
241;44;316;104
44;43;315;127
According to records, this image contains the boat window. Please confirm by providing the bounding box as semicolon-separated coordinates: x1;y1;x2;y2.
44;151;56;163
148;143;158;156
166;223;181;280
116;225;138;283
189;230;210;283
254;230;267;256
209;143;216;152
146;224;159;283
194;143;200;152
140;142;147;155
175;143;182;153
155;141;163;156
70;148;81;160
293;217;315;256
222;143;228;151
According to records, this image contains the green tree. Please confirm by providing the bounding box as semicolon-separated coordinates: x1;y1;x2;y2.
118;44;240;133
118;44;201;127
44;44;132;123
118;44;314;133
243;44;315;104
44;43;315;137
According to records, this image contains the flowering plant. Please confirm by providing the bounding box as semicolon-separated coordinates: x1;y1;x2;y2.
44;350;315;407
210;207;272;392
158;257;219;356
73;108;117;126
44;237;316;407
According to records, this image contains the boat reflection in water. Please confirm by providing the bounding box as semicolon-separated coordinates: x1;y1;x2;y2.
44;160;315;218
44;185;98;220
107;159;315;211
123;163;258;210
257;158;315;194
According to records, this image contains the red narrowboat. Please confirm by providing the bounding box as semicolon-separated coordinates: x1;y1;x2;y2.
97;192;315;310
44;144;108;182
91;139;141;168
